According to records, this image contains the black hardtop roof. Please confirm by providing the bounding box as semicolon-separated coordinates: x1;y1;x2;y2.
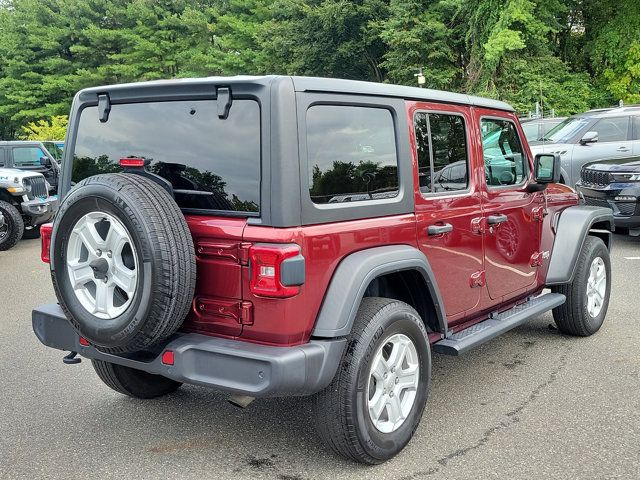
76;75;515;112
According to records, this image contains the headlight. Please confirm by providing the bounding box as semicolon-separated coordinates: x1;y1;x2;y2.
23;180;33;193
611;173;640;182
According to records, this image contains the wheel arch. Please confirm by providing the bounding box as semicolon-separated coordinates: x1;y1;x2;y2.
0;189;17;204
546;205;613;285
311;245;447;338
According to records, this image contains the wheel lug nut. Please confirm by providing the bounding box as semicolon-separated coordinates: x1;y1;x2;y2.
96;249;102;256
107;250;112;258
389;391;394;397
383;373;387;379
395;377;399;384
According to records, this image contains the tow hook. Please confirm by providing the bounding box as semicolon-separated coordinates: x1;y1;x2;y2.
228;395;255;409
63;351;82;365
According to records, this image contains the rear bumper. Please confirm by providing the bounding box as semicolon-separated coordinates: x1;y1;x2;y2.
32;303;345;397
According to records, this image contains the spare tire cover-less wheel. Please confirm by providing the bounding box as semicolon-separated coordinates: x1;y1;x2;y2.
51;174;196;353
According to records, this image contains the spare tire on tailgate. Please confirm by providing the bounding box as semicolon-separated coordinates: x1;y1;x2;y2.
51;173;196;353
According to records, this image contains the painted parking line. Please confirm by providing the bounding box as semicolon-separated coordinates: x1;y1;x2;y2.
623;256;640;260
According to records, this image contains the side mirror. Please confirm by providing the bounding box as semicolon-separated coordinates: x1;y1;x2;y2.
534;153;561;183
580;131;598;145
40;156;51;166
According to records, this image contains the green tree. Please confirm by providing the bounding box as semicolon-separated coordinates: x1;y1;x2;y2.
19;115;68;140
379;0;459;89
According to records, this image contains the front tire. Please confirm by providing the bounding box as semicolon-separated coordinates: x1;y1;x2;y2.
0;200;24;251
92;359;181;399
312;297;431;464
552;236;611;336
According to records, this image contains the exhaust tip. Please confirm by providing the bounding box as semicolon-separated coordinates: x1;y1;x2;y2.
228;394;255;409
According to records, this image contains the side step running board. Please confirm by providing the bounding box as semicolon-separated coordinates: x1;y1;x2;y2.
433;293;566;356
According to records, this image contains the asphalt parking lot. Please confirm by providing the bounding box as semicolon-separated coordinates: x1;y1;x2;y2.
1;236;639;480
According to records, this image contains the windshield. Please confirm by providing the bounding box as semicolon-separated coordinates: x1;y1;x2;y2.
43;142;64;161
72;99;261;214
543;117;591;143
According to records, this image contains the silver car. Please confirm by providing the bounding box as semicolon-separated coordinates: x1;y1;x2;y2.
529;106;640;186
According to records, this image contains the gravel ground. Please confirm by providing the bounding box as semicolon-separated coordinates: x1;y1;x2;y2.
1;235;638;480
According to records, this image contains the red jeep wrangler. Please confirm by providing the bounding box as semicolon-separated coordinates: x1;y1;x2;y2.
33;76;613;464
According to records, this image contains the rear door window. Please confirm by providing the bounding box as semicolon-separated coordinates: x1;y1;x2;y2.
73;99;261;214
306;105;399;204
593;116;630;142
414;112;469;194
12;147;47;167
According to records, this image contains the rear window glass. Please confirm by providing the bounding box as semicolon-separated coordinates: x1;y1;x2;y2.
306;105;399;204
73;99;260;214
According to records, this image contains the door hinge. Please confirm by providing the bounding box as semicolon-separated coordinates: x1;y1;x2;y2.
471;217;486;235
195;241;252;265
469;270;486;288
532;206;546;222
238;242;252;266
97;93;111;123
196;297;254;325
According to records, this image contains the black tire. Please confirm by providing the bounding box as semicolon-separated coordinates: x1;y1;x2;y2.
92;359;181;399
312;297;431;464
0;200;24;251
552;236;611;336
51;173;196;353
22;225;41;239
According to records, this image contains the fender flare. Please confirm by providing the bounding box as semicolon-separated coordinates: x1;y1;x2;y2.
311;245;447;338
546;205;613;285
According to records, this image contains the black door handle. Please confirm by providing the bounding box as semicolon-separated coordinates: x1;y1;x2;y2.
427;223;453;235
487;214;508;225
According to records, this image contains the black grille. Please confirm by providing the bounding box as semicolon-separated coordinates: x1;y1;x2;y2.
581;169;613;186
24;176;48;198
583;196;612;209
616;202;637;216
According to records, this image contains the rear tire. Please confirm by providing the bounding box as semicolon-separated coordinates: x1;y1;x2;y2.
312;297;431;464
552;236;611;336
51;174;196;353
0;200;24;251
92;359;181;399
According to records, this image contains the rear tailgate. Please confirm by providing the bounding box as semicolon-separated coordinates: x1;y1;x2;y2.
180;215;249;337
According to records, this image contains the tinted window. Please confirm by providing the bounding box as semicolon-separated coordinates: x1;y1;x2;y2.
0;147;4;166
593;116;629;142
481;118;527;187
414;112;469;193
73;99;260;214
13;147;46;167
521;122;541;141
307;105;399;204
633;116;640;140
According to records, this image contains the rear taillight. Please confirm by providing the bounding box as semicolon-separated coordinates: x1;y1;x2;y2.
41;223;53;263
249;244;305;298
